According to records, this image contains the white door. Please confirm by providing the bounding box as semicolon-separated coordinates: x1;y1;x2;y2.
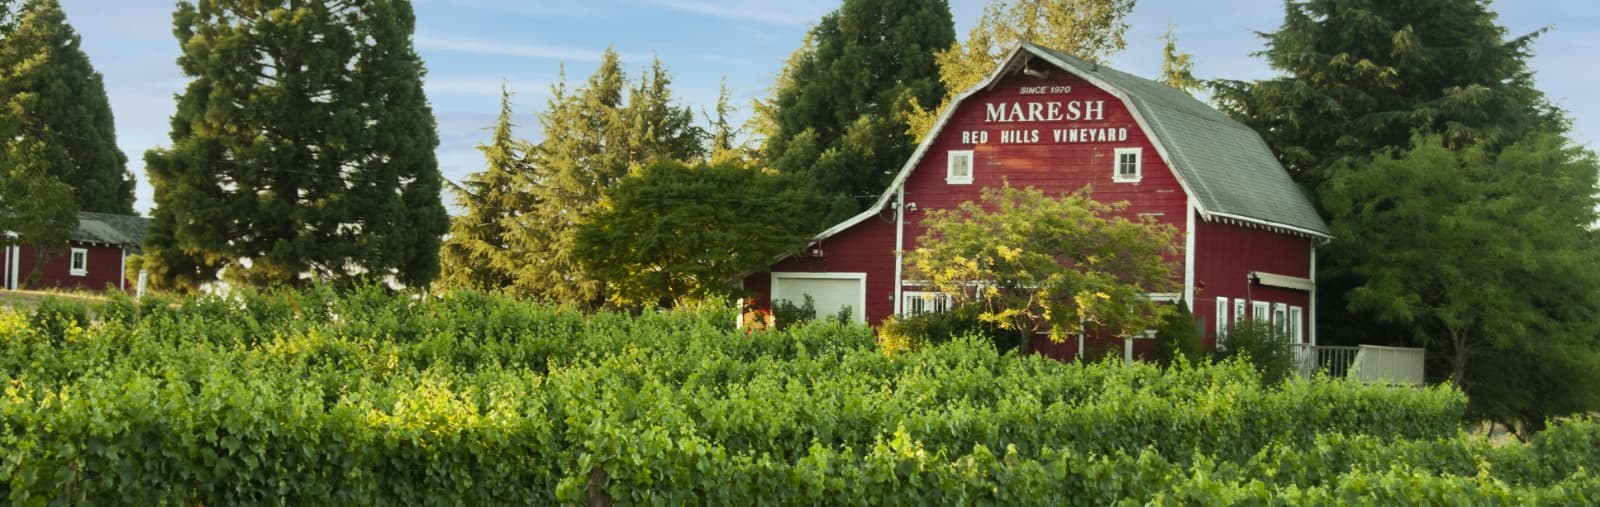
771;273;866;324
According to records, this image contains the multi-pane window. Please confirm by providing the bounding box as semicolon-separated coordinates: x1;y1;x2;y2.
1113;147;1141;182
69;248;87;277
902;291;952;317
947;150;974;184
1288;306;1304;344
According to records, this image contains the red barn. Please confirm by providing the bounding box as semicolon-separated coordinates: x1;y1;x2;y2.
3;212;148;293
741;42;1331;359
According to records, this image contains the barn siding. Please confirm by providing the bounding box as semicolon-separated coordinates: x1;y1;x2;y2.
1193;219;1314;347
742;62;1318;362
13;242;127;292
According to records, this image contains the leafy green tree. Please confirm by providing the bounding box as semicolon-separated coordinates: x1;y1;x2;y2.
575;159;812;308
906;184;1179;354
438;85;529;292
907;0;1135;137
0;0;133;213
1212;0;1559;192
760;0;954;226
1321;135;1600;427
1215;0;1570;349
0;166;76;286
143;0;448;292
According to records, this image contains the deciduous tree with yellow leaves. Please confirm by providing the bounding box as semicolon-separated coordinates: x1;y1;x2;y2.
905;184;1178;354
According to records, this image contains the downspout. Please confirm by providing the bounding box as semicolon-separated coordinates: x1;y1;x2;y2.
120;246;127;292
893;186;906;317
1309;244;1317;347
1183;199;1196;305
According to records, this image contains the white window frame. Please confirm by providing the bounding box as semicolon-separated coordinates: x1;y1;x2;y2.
1288;306;1304;344
946;150;974;185
1214;297;1230;351
69;247;88;277
1233;299;1247;327
1272;303;1288;338
1252;301;1270;323
1113;147;1142;183
1214;297;1229;336
901;291;953;317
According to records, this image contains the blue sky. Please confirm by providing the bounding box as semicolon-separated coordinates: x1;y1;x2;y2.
54;0;1600;215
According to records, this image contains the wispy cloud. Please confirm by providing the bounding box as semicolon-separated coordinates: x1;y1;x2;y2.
637;0;829;26
416;34;604;62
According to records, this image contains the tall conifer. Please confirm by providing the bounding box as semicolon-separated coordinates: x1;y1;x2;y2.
144;0;447;292
0;0;133;214
759;0;954;226
438;85;528;291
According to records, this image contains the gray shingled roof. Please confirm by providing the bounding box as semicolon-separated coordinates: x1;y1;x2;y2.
71;212;148;253
1026;43;1331;237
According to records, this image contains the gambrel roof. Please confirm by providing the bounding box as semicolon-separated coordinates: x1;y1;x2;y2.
817;41;1331;241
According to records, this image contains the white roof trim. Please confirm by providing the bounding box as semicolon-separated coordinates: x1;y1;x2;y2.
1209;212;1334;240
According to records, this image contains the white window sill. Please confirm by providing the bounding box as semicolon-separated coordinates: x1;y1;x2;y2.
946;177;973;185
69;270;87;277
1112;177;1142;184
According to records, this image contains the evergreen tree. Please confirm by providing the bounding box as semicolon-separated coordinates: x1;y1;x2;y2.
1215;0;1571;350
1212;0;1559;191
0;0;133;214
505;49;704;306
143;0;448;292
759;0;954;226
1158;25;1199;95
906;0;1135;137
706;77;738;160
438;85;529;292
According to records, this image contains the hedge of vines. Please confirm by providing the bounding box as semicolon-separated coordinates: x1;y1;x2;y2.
0;288;1593;505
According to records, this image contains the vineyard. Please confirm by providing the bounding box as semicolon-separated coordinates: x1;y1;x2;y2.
1;288;1596;505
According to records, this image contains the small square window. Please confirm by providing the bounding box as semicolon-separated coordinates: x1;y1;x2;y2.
1253;301;1270;323
69;248;87;277
1113;147;1141;183
947;150;974;184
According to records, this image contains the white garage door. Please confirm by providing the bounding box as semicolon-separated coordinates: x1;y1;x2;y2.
771;272;866;324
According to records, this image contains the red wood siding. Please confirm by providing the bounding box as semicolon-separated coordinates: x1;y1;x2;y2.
1192;219;1314;346
746;217;899;324
11;242;128;293
900;71;1188;255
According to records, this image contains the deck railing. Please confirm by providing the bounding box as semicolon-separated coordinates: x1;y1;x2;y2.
1289;344;1425;385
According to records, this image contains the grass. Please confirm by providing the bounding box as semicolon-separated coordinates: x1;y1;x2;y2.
0;289;109;313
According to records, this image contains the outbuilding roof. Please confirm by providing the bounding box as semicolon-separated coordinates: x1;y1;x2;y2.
816;42;1331;241
71;212;148;253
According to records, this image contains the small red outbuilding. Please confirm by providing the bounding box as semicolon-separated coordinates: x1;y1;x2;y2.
3;212;148;293
741;42;1332;360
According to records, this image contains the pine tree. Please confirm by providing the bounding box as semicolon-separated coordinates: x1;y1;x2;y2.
1212;0;1559;191
706;77;738;160
1158;26;1199;95
759;0;954;226
438;85;529;292
502;49;705;306
0;0;133;214
906;0;1135;137
143;0;448;292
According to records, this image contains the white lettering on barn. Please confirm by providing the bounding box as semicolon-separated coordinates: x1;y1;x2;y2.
985;100;1105;123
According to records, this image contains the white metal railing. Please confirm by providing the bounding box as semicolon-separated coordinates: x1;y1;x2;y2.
1288;344;1425;385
